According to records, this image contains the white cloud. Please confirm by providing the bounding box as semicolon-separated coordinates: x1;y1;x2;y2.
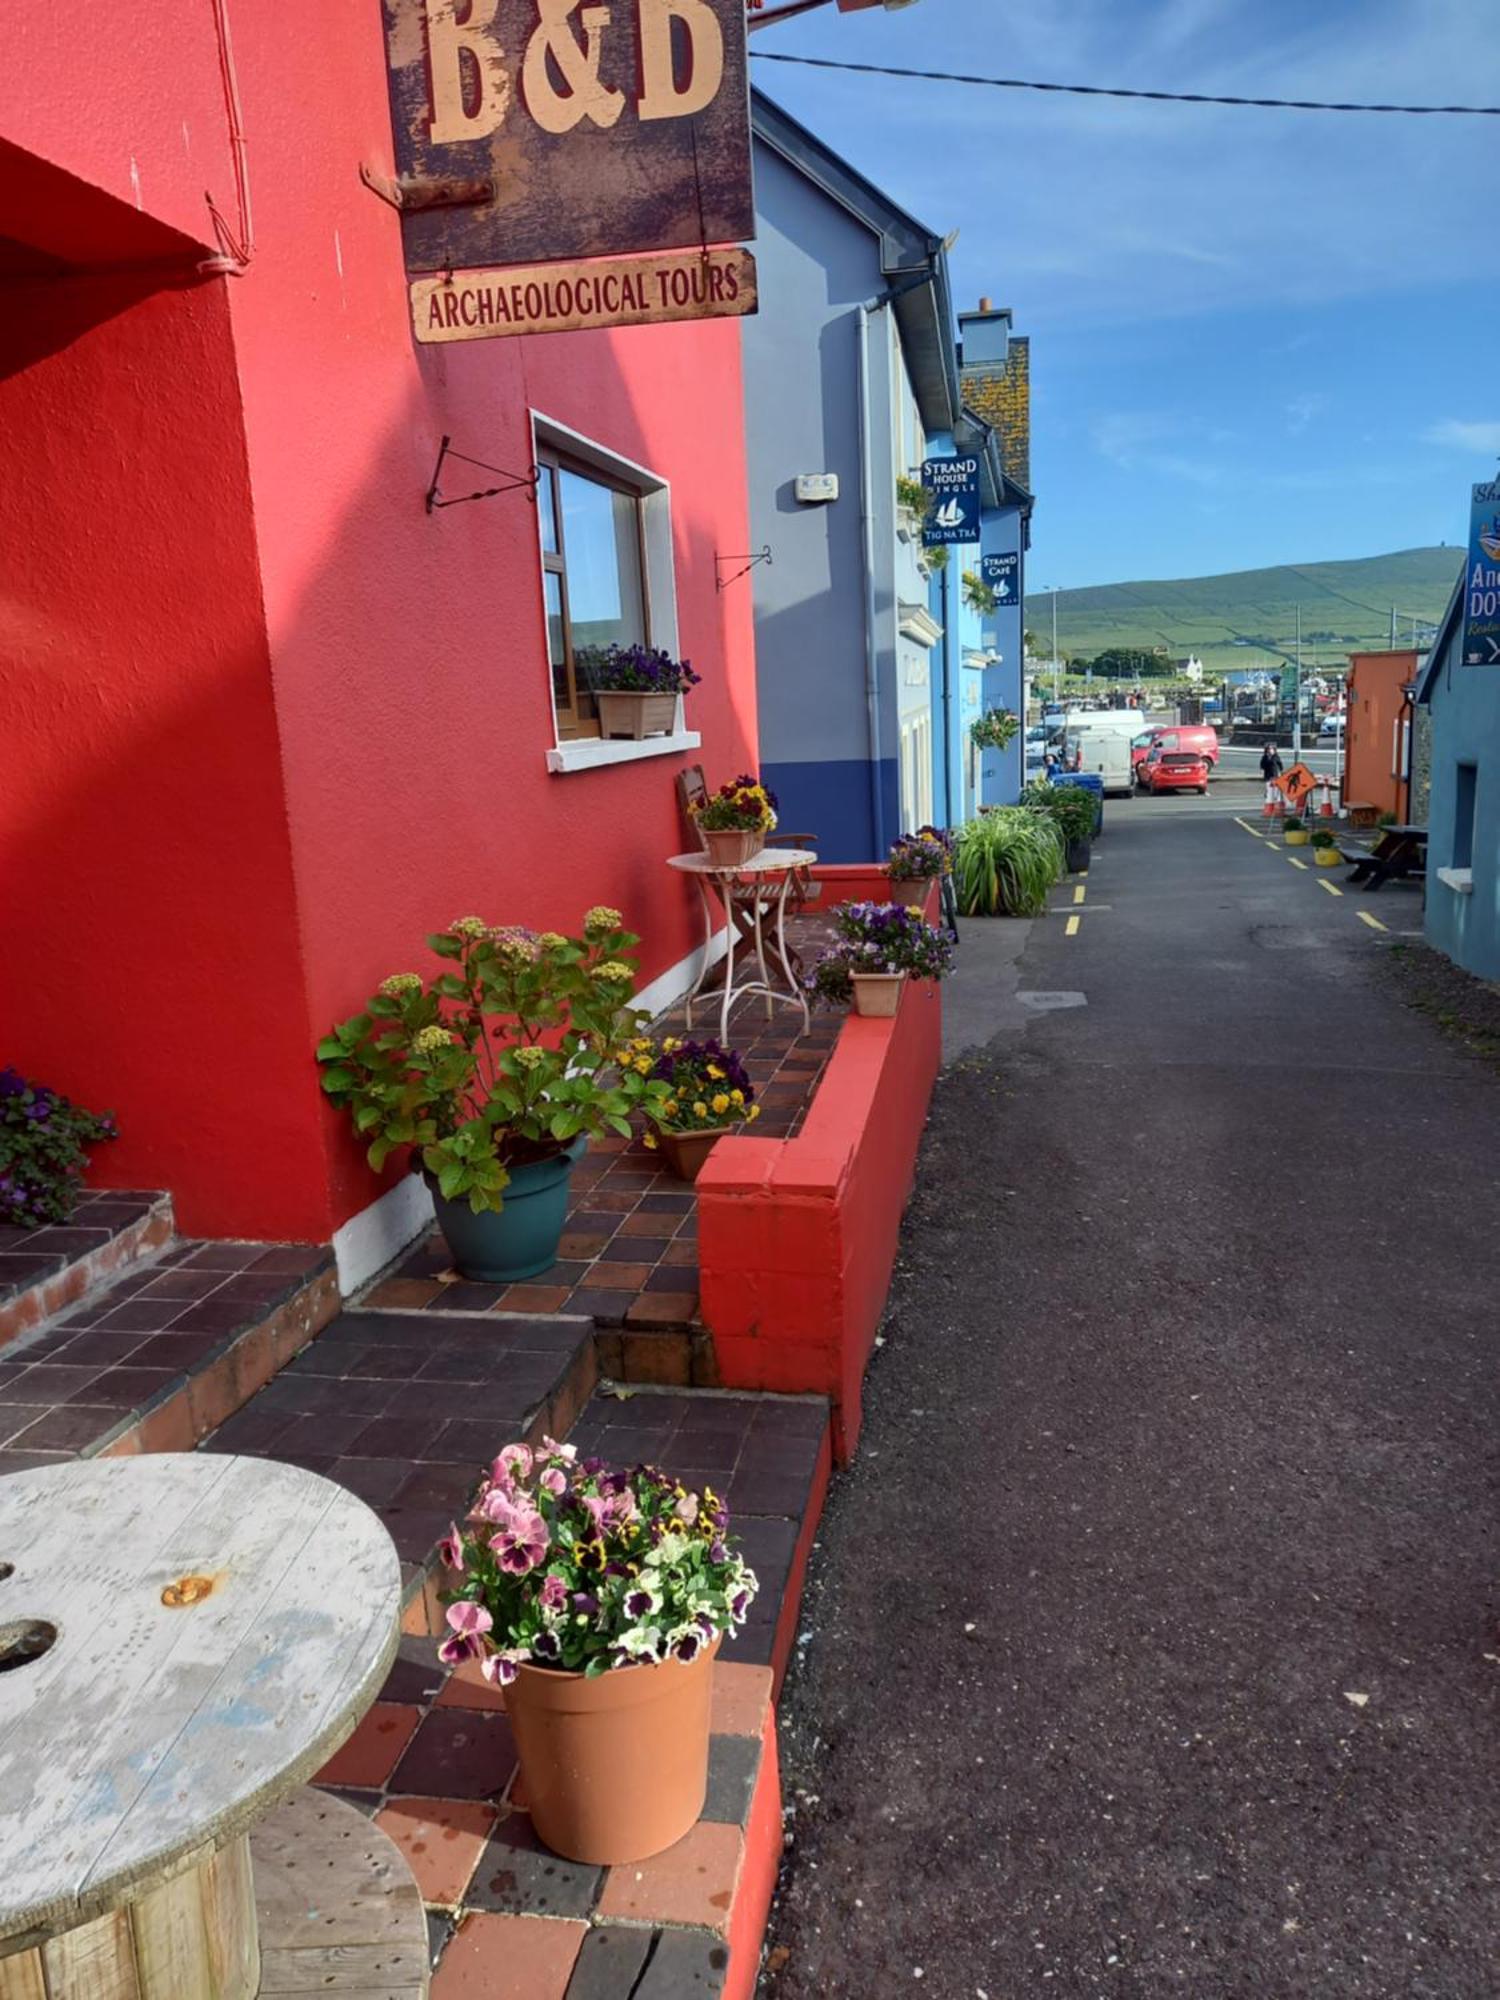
1424;419;1500;453
1286;393;1326;435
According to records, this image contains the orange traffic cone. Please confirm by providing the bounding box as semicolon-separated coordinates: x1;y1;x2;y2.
1262;783;1284;819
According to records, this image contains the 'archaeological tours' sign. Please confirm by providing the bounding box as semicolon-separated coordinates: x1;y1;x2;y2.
1464;480;1500;665
381;0;756;337
413;245;757;342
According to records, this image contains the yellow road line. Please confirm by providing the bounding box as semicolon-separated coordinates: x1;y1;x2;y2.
1318;878;1342;896
1287;857;1309;871
1065;914;1081;937
1358;911;1387;932
1073;884;1087;905
1234;818;1264;837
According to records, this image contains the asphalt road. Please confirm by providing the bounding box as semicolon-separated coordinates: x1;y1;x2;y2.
761;797;1498;1999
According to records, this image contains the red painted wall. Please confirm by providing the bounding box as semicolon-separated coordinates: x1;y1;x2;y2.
1;0;759;1241
0;274;332;1233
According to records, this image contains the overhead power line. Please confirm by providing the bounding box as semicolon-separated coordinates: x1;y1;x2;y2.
749;50;1500;117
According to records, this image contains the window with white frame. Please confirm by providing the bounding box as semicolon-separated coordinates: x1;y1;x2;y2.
900;714;933;832
537;450;652;741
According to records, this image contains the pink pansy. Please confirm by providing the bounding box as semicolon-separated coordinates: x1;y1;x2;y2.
475;1483;517;1525
480;1648;528;1687
446;1600;493;1638
539;1466;568;1496
438;1630;479;1666
539;1574;569;1612
673;1492;699;1526
438;1523;465;1572
491;1443;532;1486
539;1435;578;1464
492;1499;549;1575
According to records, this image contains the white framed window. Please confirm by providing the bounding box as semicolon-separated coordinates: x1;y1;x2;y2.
900;714;933;832
529;413;696;774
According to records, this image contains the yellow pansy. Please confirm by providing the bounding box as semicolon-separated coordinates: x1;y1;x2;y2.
711;1093;730;1116
730;1089;745;1106
746;1103;761;1122
692;1100;709;1119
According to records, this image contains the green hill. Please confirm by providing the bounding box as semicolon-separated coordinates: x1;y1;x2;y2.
1048;547;1461;674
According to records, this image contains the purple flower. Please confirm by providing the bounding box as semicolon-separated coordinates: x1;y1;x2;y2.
532;1628;562;1661
539;1574;568;1612
438;1522;466;1573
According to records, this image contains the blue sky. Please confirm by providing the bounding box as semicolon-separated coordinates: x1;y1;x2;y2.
749;0;1500;589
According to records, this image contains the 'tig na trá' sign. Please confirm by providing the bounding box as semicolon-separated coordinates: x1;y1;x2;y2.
1464;478;1500;665
921;456;981;547
380;0;754;276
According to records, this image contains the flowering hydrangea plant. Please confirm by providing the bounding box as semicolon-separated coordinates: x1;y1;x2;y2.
806;901;956;1005
317;910;669;1214
691;776;779;833
576;643;700;697
637;1036;761;1140
438;1439;758;1682
887;827;954;881
0;1070;118;1229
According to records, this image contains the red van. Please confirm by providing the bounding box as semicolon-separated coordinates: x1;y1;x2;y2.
1133;724;1219;784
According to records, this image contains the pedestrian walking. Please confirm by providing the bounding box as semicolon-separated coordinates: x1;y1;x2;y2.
1260;741;1284;782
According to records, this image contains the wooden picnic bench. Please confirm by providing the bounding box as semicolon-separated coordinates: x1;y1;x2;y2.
1338;824;1427;890
0;1454;428;2000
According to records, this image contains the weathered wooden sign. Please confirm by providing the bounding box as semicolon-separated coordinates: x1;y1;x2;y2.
381;0;754;276
412;245;757;341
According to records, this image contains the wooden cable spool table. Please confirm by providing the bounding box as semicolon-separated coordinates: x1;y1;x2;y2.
0;1455;426;1999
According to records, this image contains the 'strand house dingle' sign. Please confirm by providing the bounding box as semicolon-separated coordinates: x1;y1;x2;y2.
381;0;757;339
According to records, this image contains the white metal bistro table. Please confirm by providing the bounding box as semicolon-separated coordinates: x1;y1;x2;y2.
667;847;816;1042
0;1454;421;2000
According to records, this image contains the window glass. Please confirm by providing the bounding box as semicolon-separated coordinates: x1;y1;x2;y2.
543;570;568;712
538;466;559;554
558;469;645;656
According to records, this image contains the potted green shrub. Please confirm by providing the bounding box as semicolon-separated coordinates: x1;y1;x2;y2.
0;1070;118;1230
690;775;778;867
1310;828;1342;867
885;827;953;907
1283;814;1310;846
439;1440;759;1865
317;911;666;1282
640;1036;761;1181
1023;779;1097;872
576;643;699;742
807;901;955;1016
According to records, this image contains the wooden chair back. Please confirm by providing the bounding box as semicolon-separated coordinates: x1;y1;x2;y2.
677;764;711;852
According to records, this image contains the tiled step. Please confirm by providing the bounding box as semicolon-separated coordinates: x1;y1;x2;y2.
201;1308;600;1602
0;1191;174;1350
0;1239;338;1473
308;1384;832;2000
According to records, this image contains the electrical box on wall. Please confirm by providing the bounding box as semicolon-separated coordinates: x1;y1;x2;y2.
794;473;839;504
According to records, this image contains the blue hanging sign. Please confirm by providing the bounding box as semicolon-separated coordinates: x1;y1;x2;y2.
1463;479;1500;664
981;552;1020;603
921;455;981;546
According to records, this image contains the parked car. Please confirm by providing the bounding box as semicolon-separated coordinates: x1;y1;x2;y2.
1142;749;1211;795
1132;724;1219;780
1319;711;1346;739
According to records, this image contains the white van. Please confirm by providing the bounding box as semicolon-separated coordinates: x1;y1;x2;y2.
1064;718;1136;796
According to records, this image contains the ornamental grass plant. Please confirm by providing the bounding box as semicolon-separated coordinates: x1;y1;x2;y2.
438;1439;758;1682
316;910;667;1214
953;807;1064;917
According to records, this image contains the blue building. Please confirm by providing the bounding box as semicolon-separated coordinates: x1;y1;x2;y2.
1416;575;1500;979
742;92;966;862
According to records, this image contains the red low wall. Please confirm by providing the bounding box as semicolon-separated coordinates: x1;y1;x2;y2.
697;871;942;1459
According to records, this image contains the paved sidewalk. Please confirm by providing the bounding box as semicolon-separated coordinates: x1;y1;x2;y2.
763;801;1500;1998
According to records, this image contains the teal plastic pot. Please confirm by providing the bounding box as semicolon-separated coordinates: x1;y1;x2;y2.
425;1138;587;1283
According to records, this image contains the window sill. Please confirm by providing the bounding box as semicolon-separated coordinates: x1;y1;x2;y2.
547;729;702;775
1437;865;1474;895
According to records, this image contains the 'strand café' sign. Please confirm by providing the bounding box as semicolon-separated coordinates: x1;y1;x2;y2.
381;0;757;341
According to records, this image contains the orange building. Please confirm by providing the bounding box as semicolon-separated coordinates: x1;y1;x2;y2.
1342;649;1421;820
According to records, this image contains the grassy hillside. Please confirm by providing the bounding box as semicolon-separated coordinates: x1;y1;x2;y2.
1050;546;1461;673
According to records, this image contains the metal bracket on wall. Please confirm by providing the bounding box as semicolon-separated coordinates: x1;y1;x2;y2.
425;437;540;515
715;547;772;592
360;163;495;213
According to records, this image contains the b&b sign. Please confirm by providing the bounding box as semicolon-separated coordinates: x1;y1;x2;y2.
381;0;756;338
921;456;981;547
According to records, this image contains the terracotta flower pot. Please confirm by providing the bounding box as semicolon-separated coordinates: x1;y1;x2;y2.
596;690;678;741
702;826;765;867
660;1125;736;1182
505;1639;720;1865
850;971;905;1017
886;878;932;907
